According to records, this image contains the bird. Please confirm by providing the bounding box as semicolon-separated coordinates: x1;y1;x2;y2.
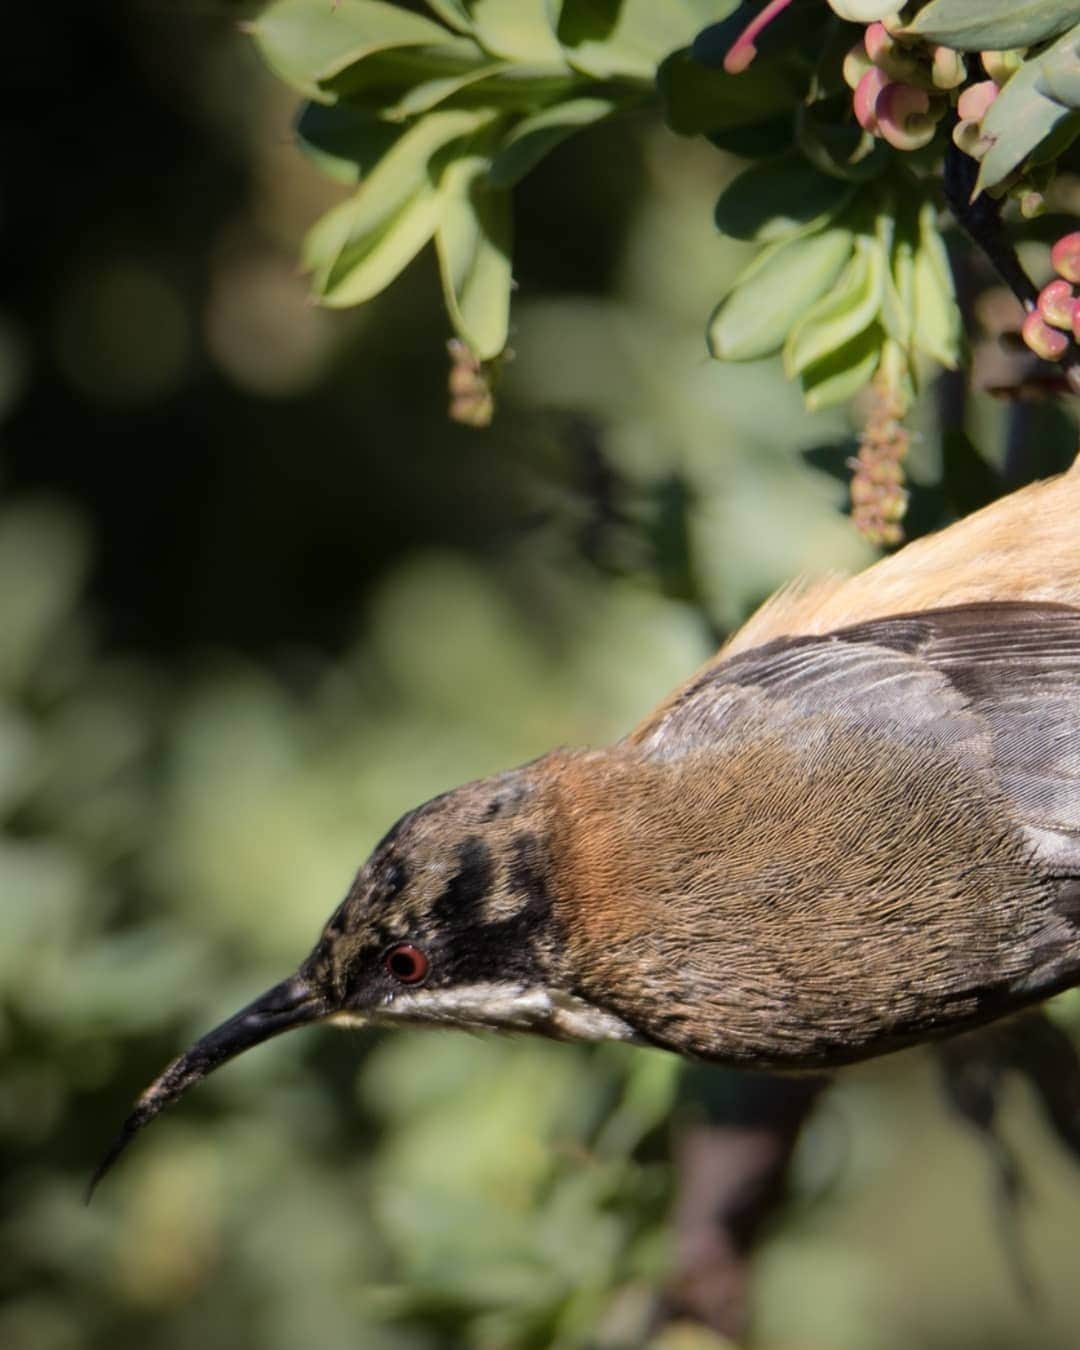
90;459;1080;1197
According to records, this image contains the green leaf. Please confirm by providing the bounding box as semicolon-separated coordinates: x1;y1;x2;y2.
313;184;446;307
558;0;731;83
708;226;854;362
423;62;583;111
1036;27;1080;107
489;96;619;187
800;323;883;412
320;40;489;105
462;0;568;64
784;234;884;377
976;27;1080;193
249;0;460;102
1027;109;1080;165
435;144;513;358
659;47;796;137
714;154;855;244
877;200;917;351
904;0;1080;52
425;0;474;33
377;59;514;119
302;109;495;303
912;200;960;368
295;103;405;184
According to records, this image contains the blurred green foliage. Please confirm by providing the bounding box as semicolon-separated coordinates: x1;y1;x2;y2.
2;4;1080;1350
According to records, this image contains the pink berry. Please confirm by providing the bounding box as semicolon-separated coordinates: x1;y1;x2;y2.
1051;231;1080;284
862;21;919;80
980;49;1022;85
1038;278;1075;329
956;80;999;124
863;22;890;64
930;45;966;90
876;83;939;151
951;120;986;157
1022;310;1069;361
843;40;873;90
854;67;890;134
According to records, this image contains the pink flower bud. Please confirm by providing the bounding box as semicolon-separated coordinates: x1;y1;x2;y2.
843;40;873;90
876;83;938;151
951;119;986;157
980;49;1023;85
930;46;966;90
1051;231;1080;284
1018;190;1046;219
863;22;919;80
1038;278;1076;330
853;67;890;134
863;22;890;64
956;80;999;124
1021;311;1069;361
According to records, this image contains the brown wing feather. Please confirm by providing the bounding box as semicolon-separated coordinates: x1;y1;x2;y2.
629;602;1080;915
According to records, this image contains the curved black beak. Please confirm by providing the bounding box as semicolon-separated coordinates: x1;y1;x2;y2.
87;972;325;1202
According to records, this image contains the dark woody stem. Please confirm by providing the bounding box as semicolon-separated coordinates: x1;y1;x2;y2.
943;140;1080;396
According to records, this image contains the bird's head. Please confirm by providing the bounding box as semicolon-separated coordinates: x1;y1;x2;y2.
89;753;641;1196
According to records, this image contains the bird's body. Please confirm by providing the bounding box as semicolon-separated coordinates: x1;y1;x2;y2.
92;461;1080;1190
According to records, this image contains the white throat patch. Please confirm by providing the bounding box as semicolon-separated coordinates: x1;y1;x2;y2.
329;983;641;1044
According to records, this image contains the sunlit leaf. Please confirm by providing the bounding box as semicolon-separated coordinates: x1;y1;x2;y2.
295;103;405;184
975;27;1080;193
379;59;514;119
462;0;568;64
1037;29;1080;107
320;40;490;106
905;0;1080;52
708;225;854;362
912;200;960;368
302;109;496;303
489;95;619;187
323;186;448;307
784;234;884;377
249;0;461;102
435;141;513;359
877;201;917;351
558;0;730;82
425;0;474;33
800;323;883;411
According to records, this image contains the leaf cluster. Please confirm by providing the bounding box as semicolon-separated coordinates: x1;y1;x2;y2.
250;0;1080;420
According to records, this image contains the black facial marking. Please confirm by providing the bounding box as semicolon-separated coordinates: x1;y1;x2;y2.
506;833;551;918
432;836;496;926
432;831;560;985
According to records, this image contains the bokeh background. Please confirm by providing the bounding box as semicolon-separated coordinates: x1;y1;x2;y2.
4;4;1080;1349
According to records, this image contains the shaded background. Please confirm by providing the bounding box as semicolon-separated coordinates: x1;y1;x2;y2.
4;4;1080;1349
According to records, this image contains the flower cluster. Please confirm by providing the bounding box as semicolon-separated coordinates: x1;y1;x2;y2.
1021;233;1080;362
842;19;960;151
849;371;910;547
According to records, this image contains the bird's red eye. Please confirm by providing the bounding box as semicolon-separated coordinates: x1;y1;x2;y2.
384;944;429;985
